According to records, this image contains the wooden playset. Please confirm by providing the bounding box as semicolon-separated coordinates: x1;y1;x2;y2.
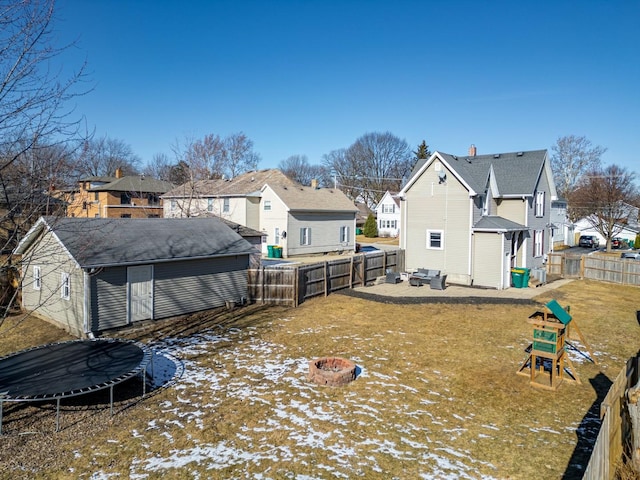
517;299;595;391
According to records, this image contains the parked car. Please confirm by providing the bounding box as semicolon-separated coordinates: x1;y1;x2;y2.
621;251;640;260
611;237;623;249
578;235;599;249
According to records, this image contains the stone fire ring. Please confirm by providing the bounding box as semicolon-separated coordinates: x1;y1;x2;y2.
308;357;357;386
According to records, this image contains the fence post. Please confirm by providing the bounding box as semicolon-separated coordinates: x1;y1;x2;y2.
580;255;585;279
293;267;299;307
261;266;265;304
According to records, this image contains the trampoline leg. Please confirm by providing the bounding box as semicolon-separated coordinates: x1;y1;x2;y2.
110;385;114;416
56;398;61;432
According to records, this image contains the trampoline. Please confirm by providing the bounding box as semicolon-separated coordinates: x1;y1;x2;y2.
0;338;153;433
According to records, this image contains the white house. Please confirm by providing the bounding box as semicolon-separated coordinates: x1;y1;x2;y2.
260;182;359;257
376;191;400;237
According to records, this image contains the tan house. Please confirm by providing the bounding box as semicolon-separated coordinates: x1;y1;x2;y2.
400;147;557;289
162;169;295;228
65;169;174;218
163;169;359;258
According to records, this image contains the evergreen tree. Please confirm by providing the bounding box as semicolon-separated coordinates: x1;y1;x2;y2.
413;140;431;160
363;213;378;238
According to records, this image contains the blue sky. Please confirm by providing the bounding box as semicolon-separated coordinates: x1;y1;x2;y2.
56;1;639;177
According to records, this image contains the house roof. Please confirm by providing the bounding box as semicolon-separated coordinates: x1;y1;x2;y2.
79;176;118;183
162;169;296;198
15;217;255;268
265;183;359;213
405;150;550;198
472;215;528;232
90;176;174;194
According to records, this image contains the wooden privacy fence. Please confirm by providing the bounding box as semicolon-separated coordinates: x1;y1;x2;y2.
583;353;640;479
247;249;404;307
547;253;640;287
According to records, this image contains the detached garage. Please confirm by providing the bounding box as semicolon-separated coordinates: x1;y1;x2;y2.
15;217;256;337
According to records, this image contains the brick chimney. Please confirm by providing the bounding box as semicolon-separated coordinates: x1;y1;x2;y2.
468;144;477;157
115;167;123;178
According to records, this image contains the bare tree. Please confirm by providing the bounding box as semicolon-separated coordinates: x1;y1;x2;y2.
171;132;260;181
324;132;412;206
569;164;638;251
224;132;260;179
0;0;89;319
551;135;607;200
278;154;328;186
143;153;173;181
75;136;141;177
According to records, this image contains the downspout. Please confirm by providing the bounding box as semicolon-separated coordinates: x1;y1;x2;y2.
522;196;528;268
83;270;94;338
468;197;473;279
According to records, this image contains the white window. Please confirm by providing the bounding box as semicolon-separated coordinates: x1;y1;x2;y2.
535;191;545;217
340;226;350;243
379;220;397;229
275;227;280;244
170;200;177;211
223;198;230;213
207;198;213;212
382;203;395;214
300;227;311;246
427;229;444;250
534;230;544;257
61;272;70;300
264;200;271;211
33;266;41;290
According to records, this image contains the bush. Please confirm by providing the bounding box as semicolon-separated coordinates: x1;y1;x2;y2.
635;233;640;249
363;214;378;238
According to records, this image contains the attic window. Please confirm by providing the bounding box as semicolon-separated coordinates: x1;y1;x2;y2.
264;200;271;211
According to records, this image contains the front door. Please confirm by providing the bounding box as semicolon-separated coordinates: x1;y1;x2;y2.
127;265;153;323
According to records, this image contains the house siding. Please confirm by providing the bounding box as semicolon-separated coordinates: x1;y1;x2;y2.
403;164;472;285
496;198;527;224
287;212;355;256
154;256;248;319
90;267;128;331
259;188;289;254
526;170;552;269
21;232;86;336
472;233;504;289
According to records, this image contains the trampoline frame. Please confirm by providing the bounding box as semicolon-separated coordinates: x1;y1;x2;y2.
0;338;154;433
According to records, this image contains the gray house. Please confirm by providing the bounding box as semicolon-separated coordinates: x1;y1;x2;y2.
15;216;255;337
400;146;557;289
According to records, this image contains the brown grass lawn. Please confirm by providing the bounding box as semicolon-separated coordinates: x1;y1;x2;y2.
0;279;639;479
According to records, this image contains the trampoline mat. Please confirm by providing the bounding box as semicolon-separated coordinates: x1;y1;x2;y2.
0;339;149;400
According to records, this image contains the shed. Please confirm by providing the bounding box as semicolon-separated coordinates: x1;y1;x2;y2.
15;216;255;337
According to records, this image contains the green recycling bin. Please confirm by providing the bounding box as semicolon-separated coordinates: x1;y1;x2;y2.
522;268;530;286
511;268;525;288
273;246;282;258
267;245;274;258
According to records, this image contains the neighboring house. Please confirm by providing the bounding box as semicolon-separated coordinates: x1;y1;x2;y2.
376;191;401;237
400;147;557;289
15;216;255;337
162;169;295;229
550;198;574;248
574;215;639;247
260;182;359;257
64;168;174;218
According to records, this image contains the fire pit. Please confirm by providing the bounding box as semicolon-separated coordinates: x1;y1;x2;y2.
308;357;357;386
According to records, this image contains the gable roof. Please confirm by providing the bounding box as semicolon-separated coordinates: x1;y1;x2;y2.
264;183;359;213
90;176;174;194
16;217;255;268
403;149;551;198
377;191;400;210
162;169;296;198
